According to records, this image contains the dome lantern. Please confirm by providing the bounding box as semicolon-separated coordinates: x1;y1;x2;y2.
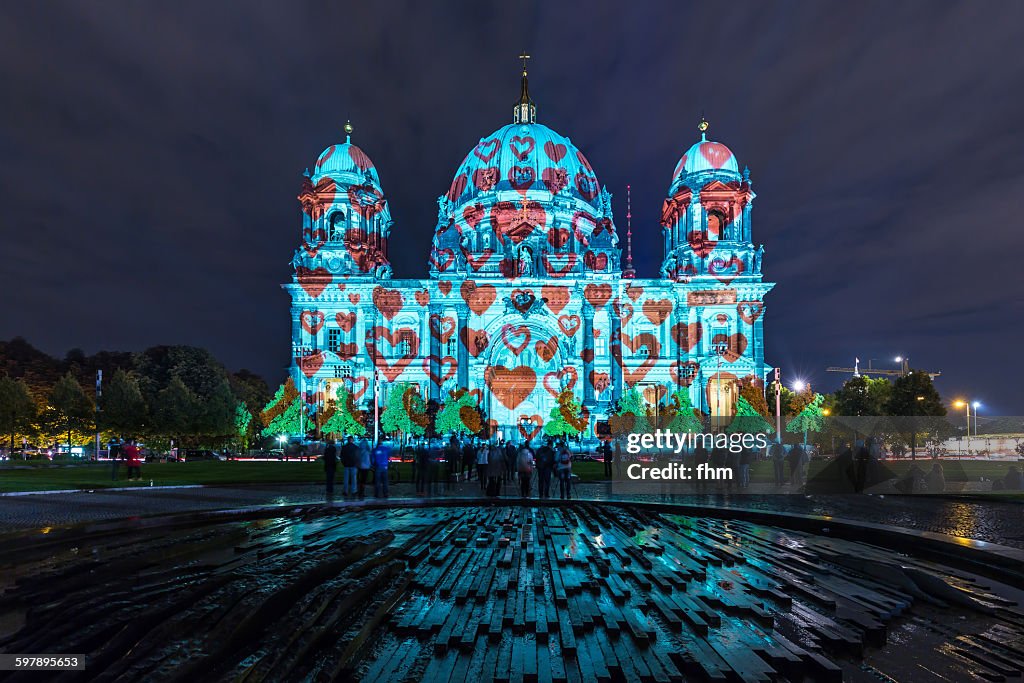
513;52;536;124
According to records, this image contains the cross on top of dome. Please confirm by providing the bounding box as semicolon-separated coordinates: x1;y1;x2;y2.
514;52;536;124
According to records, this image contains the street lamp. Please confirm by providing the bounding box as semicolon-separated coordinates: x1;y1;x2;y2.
791;379;806;393
953;400;971;454
895;356;909;376
972;401;981;440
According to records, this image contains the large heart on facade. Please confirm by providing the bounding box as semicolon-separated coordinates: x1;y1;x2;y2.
296;267;331;298
430;248;455;272
620;332;660;385
460;280;497;316
300;310;325;335
474;138;500;162
711;332;748;362
642;298;673;325
460;327;490;357
485;366;536;411
426;355;457;387
298;351;325;378
671;322;703;352
372;286;404;320
543;366;577;398
438;281;452;296
415;290;430;307
544;140;567;163
429;314;456;344
464;249;495;272
737;302;764;324
699;141;733;169
584;283;611;309
589;370;610;394
535;337;558;364
344;376;369;401
557;314;581;337
509;166;535;192
541;286;570;314
510;288;537;314
335;312;356;332
541;253;578;278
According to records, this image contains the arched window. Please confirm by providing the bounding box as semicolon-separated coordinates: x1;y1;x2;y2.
329;211;346;241
706;210;726;241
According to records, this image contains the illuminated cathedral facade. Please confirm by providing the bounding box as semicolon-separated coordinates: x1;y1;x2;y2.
284;65;773;441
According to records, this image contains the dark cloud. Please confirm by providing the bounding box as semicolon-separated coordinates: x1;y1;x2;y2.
1;1;1023;411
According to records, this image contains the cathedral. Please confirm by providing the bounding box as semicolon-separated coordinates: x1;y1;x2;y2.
285;63;773;441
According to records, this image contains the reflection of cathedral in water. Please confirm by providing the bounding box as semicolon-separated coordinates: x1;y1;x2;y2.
284;63;773;438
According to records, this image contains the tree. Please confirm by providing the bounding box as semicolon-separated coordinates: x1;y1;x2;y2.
0;375;36;455
609;387;650;436
260;378;305;438
727;395;775;434
886;371;947;459
235;403;253;447
738;376;771;417
155;376;199;445
786;393;825;444
543;390;588;438
436;389;484;437
381;382;428;437
835;376;892;417
102;369;147;437
322;386;368;438
664;389;703;433
49;371;92;450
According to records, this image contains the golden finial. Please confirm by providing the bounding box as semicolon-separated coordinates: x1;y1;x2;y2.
343;120;353;143
697;116;709;134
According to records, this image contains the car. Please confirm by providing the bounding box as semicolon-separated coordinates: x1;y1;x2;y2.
183;449;222;462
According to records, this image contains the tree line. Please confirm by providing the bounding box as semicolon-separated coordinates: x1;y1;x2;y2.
0;338;270;454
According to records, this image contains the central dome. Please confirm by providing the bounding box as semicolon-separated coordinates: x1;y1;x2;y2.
444;122;603;212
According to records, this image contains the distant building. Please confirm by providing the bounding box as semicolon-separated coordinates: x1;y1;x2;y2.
284;65;773;440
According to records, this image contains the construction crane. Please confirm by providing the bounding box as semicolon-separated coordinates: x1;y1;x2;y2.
827;357;941;379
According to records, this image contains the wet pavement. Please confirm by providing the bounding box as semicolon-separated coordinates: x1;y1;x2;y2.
1;479;1022;549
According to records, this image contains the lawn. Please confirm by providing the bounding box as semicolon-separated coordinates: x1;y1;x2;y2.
0;458;1017;493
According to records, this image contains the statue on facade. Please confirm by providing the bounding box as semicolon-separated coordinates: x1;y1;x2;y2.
660;251;678;279
753;244;764;273
518;247;534;276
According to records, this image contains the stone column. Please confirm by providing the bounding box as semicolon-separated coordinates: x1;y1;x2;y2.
610;305;623;402
582;303;595;407
456;304;469;389
428;305;441;401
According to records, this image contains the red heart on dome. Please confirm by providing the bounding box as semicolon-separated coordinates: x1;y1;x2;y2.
673;154;688;178
542;286;570;314
544;141;567;163
447;174;467;202
542;167;567;195
336;311;356;332
474;138;500;162
415;290;430;307
542;253;578;278
575;173;599;201
316;145;336;170
372;286;404;320
576;150;593;173
584;283;612;309
463;203;485;229
300;310;325;335
558;314;581;337
473;167;499;192
461;280;497;316
429;313;456;344
700;142;733;169
510;135;535;160
296;267;331;298
348;145;374;171
737;302;764;324
509;166;535;192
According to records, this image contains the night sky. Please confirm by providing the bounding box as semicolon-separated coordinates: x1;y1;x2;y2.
2;2;1023;413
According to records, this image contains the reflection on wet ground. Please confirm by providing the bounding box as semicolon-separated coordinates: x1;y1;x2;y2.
1;503;1022;682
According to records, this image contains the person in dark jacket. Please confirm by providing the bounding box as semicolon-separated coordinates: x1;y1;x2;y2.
322;439;338;499
415;441;429;496
486;442;505;496
739;445;754;489
505;441;517;484
372;440;391;499
341;436;359;498
536;442;555;499
769;441;786;487
462;440;476;481
601;440;613;478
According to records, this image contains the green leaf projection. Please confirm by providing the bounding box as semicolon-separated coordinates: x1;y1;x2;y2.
435;389;482;437
609;387;651;435
260;378;305;438
727;395;775;434
665;389;703;433
381;381;428;437
786;393;825;441
543;389;587;438
322;386;367;437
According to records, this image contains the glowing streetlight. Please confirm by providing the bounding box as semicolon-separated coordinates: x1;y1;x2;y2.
792;379;807;393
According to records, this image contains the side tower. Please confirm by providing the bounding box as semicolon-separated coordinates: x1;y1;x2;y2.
661;119;773;424
285;124;397;411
